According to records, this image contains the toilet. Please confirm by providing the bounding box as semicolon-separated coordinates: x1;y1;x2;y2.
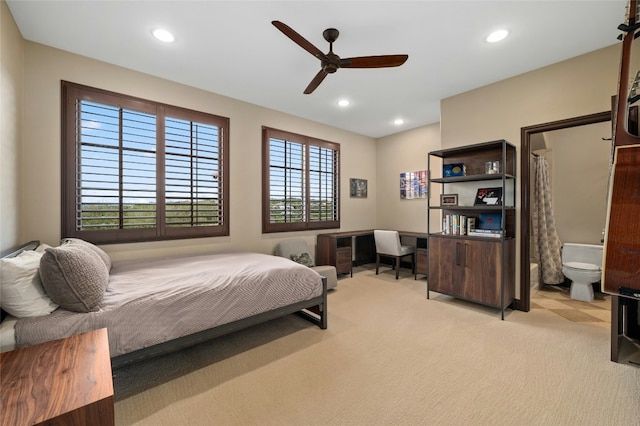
561;243;603;302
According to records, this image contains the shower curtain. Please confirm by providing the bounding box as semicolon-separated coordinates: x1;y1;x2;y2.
532;155;565;285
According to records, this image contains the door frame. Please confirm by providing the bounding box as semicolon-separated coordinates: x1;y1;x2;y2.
517;110;612;312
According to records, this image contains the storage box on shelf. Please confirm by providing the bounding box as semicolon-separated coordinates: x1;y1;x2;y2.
427;140;517;319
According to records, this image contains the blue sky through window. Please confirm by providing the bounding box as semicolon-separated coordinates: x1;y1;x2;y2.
79;101;221;206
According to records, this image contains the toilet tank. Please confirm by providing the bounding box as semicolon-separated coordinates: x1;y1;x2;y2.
562;243;603;267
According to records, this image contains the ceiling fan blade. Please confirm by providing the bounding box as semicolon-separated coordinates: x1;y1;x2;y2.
340;55;408;68
272;21;328;61
304;70;329;94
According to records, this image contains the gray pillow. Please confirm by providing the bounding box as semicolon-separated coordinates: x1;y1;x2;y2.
39;243;109;313
61;238;112;271
290;252;315;267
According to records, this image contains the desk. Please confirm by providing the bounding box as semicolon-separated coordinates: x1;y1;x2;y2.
0;328;114;426
316;230;428;277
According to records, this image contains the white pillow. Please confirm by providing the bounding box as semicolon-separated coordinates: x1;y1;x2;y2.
1;250;59;317
35;243;51;253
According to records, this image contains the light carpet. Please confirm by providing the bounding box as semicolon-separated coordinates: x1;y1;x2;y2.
114;266;640;425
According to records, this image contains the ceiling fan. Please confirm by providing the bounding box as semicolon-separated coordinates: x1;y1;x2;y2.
272;20;408;94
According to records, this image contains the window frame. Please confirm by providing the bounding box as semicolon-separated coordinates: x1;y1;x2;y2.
262;126;340;233
61;81;230;244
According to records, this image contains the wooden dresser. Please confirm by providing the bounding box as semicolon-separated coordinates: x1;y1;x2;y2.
0;328;114;426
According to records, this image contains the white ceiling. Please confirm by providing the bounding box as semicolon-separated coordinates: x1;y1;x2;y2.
6;1;628;138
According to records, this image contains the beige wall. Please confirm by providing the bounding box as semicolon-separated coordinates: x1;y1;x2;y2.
545;122;612;245
17;41;377;261
440;44;636;297
376;123;441;233
441;45;622;148
0;0;23;250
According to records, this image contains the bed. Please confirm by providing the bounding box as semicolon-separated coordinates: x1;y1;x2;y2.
0;240;327;369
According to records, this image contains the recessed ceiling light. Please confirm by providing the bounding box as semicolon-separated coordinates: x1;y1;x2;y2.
152;28;175;43
394;118;405;126
337;99;350;107
486;29;509;43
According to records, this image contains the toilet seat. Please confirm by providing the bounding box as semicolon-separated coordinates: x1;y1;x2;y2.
563;261;600;272
561;243;603;302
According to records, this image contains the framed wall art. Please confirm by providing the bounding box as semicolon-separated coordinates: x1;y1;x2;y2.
400;170;428;199
350;178;368;198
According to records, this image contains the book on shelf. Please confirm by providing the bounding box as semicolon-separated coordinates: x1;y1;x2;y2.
442;214;475;236
467;217;476;232
467;229;503;238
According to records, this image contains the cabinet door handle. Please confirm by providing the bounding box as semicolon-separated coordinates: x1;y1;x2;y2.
463;243;468;268
455;242;461;266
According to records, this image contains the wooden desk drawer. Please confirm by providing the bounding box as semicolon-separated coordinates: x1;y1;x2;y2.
416;248;428;275
336;247;352;273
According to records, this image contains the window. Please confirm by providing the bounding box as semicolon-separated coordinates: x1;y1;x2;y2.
262;127;340;233
61;81;229;244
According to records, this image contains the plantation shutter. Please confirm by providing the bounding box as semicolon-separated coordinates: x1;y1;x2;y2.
262;127;339;233
308;142;339;223
268;136;306;225
165;116;223;229
62;81;229;244
76;99;157;233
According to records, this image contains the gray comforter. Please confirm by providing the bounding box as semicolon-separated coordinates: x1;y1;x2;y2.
16;252;322;357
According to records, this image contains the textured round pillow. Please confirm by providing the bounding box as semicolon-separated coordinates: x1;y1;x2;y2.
61;238;112;271
39;242;109;313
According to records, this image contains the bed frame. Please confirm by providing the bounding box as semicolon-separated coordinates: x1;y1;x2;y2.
1;241;328;370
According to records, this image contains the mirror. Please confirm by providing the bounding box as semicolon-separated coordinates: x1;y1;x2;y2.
519;111;611;312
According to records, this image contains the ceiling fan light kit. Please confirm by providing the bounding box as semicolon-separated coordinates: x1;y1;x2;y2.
272;20;408;94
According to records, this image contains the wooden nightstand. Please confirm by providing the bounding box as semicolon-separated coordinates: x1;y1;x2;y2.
0;328;114;426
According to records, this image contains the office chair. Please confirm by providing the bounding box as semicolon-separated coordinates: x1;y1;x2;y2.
373;230;415;279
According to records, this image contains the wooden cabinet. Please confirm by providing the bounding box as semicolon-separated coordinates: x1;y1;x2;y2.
0;328;114;426
335;246;352;275
605;0;640;364
429;236;515;309
317;233;354;275
427;140;516;319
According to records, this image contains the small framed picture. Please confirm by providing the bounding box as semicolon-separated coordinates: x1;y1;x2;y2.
440;193;458;206
350;178;368;198
474;187;503;206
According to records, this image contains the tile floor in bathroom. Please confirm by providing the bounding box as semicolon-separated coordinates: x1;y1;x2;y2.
531;284;611;328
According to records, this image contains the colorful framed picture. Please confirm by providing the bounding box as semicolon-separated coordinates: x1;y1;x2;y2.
440;193;458;206
474;187;503;206
400;170;428;199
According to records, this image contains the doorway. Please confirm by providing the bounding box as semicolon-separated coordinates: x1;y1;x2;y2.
518;111;611;312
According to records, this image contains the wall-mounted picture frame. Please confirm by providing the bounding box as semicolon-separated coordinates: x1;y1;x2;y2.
440;193;458;206
400;170;428;199
474;187;503;206
350;178;368;198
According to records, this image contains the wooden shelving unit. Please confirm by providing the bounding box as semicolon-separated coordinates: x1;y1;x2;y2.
427;140;517;319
